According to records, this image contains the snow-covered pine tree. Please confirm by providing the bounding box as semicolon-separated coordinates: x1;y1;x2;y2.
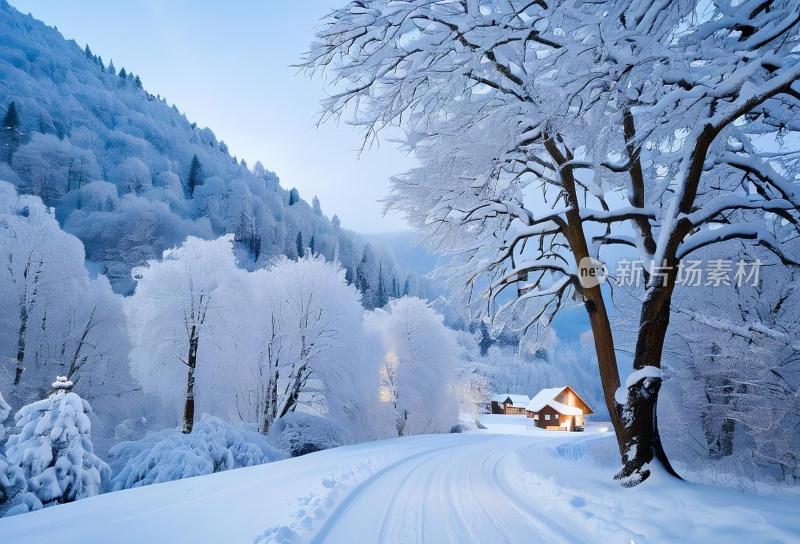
0;390;41;517
4;377;111;508
186;154;202;198
296;231;304;258
2;101;20;162
312;195;322;216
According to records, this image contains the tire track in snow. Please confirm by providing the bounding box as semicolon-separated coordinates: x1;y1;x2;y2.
308;440;466;544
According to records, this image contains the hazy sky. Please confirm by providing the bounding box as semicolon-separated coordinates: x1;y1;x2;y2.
10;0;413;233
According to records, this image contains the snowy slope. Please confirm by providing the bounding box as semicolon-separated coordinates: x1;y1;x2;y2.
0;1;416;300
2;416;798;544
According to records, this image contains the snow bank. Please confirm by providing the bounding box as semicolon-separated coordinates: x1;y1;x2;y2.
267;413;351;457
109;414;287;490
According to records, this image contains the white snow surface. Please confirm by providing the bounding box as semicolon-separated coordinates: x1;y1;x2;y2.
1;415;798;543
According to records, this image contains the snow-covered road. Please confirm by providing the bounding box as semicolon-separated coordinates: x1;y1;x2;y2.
305;434;573;544
2;417;799;543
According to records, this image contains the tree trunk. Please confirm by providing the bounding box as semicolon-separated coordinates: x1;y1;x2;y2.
582;284;625;441
543;136;626;456
182;325;199;434
13;300;27;385
615;285;681;486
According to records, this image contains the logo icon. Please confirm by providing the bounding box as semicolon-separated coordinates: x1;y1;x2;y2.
578;256;608;288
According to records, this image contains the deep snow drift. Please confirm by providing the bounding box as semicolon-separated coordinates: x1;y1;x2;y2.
1;415;797;544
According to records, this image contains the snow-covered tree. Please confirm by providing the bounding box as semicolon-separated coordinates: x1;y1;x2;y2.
186;154;202;198
366;297;458;436
0;390;40;517
654;242;800;485
12;133;100;204
0;182;131;410
305;0;800;485
115;156;151;195
1;101;21;162
4;377;110;509
243;255;377;439
126;235;247;433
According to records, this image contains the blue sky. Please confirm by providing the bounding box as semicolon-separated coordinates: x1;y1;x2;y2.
10;0;413;233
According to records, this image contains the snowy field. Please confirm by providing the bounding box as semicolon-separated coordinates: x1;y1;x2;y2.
2;415;799;544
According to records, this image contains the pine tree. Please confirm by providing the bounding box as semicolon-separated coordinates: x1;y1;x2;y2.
356;244;378;307
84;44;92;59
4;377;110;508
376;263;389;308
119;67;127;80
2;102;21;163
186;154;202;198
403;277;411;297
309;235;315;255
289;187;300;206
296;232;304;258
108;59;116;75
134;75;142;89
331;214;341;229
1;396;39;517
312;195;322;215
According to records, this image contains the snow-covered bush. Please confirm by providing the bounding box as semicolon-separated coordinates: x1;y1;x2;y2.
3;378;110;510
266;412;351;457
108;415;287;491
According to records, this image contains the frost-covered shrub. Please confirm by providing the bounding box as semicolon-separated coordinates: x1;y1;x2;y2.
267;413;351;457
108;414;286;491
3;378;109;511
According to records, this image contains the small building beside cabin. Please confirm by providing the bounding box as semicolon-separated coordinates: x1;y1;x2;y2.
525;386;593;431
490;394;531;415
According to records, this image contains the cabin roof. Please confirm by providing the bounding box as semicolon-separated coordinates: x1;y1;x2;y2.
491;393;531;405
526;386;592;415
547;400;583;416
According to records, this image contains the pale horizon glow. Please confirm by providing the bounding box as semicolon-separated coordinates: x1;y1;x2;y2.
9;0;413;234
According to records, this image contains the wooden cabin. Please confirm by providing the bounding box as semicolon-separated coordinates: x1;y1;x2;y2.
525;386;593;431
490;394;531;415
